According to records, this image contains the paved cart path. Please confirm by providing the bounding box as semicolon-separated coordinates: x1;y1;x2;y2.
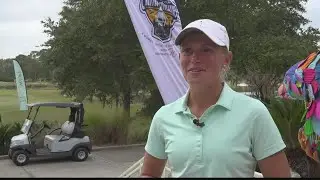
0;146;145;178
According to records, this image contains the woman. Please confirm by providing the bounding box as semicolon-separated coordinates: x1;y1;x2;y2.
141;19;291;178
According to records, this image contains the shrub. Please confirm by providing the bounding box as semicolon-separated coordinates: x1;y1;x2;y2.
85;113;114;145
85;112;150;146
137;88;164;117
0;120;22;155
267;98;319;177
85;111;129;145
267;97;305;149
127;116;151;144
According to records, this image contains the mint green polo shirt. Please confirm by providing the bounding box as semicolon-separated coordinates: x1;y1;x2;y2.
145;83;286;177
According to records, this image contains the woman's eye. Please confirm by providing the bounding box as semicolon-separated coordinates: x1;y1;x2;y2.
203;48;213;52
181;48;192;55
182;48;190;52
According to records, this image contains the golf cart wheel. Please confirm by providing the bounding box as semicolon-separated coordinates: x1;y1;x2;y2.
72;147;88;162
12;150;29;166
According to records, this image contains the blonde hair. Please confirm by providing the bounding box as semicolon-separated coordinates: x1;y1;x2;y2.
219;46;231;82
219;64;230;82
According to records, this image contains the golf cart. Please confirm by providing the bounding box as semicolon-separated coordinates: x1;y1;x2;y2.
8;102;92;166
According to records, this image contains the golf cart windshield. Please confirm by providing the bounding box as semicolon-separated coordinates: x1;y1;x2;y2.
21;119;32;134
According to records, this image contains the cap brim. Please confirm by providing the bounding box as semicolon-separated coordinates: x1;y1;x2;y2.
175;27;226;48
175;28;201;45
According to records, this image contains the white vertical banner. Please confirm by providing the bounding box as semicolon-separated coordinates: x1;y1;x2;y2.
13;60;28;111
124;0;188;105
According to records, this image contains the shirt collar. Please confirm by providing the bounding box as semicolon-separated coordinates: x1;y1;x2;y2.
173;82;235;114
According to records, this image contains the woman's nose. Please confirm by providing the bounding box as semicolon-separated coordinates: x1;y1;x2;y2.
191;53;200;63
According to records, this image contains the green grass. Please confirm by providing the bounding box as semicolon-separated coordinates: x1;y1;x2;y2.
0;87;151;145
0;88;142;124
0;81;56;90
0;88;75;124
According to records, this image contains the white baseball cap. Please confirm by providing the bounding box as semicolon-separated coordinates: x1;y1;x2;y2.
175;19;230;50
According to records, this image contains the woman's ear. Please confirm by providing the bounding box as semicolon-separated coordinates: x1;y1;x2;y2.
224;51;233;66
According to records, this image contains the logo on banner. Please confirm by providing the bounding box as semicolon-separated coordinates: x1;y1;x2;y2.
140;0;179;43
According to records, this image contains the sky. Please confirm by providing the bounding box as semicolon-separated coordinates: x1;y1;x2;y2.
0;0;320;59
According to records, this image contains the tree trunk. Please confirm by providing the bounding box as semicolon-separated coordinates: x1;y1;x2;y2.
123;85;131;118
112;81;131;145
115;92;120;108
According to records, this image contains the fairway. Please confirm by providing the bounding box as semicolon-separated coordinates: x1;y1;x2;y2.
0;88;142;125
0;86;150;147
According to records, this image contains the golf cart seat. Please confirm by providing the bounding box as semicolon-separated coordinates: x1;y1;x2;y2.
44;121;75;145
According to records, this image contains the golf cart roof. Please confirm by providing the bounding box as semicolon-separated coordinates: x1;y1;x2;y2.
27;102;82;108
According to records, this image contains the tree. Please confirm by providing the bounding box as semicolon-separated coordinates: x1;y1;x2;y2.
0;58;14;82
41;0;150;108
178;0;320;103
39;0;157;143
0;53;49;82
38;0;320;110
